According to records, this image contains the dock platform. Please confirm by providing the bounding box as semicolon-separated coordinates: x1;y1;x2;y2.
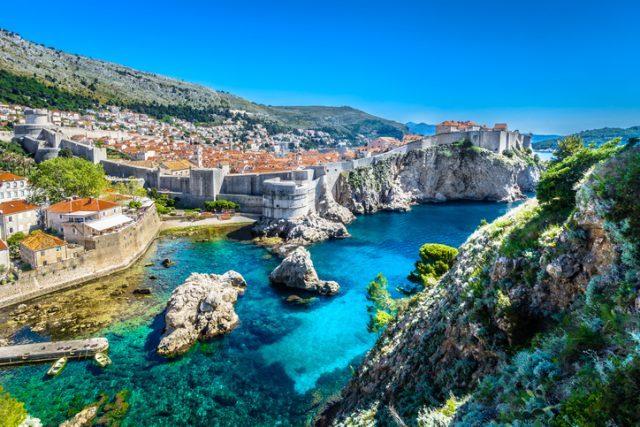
0;337;109;366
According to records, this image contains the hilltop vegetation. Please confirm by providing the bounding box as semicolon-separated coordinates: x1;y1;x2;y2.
0;29;406;142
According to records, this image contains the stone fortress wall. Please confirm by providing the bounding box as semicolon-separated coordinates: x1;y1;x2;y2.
0;204;160;309
13;108;107;164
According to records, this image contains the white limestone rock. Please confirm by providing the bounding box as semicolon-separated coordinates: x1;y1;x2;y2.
253;213;350;246
334;146;541;214
269;246;340;295
157;271;247;357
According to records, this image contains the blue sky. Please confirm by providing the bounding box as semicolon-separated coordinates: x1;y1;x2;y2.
1;0;638;134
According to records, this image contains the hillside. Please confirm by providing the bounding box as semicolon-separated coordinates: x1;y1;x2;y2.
317;141;640;426
534;126;640;150
0;29;406;141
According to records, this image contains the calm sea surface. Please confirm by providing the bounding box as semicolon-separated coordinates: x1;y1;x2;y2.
0;201;522;426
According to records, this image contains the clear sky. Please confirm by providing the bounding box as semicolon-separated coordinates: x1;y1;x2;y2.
1;0;638;134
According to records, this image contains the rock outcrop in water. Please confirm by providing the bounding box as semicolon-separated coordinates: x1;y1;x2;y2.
317;147;639;426
334;144;540;214
253;213;350;246
157;271;247;357
270;246;340;295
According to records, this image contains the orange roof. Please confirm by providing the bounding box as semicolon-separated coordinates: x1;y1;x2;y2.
47;198;119;214
0;171;26;182
0;240;7;251
21;232;65;251
0;199;40;215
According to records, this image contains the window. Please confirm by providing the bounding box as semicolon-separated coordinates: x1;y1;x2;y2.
19;191;24;196
0;193;3;199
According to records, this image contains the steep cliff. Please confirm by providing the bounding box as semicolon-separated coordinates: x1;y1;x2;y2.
334;144;540;214
318;146;639;426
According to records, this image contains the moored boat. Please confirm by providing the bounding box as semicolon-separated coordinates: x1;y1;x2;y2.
47;357;67;377
94;352;112;368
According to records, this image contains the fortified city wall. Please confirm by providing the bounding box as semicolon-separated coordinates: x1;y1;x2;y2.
12;109;531;221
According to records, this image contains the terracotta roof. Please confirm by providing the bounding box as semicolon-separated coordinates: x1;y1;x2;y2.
0;240;7;251
0;171;26;182
47;198;119;214
161;159;194;171
0;199;40;215
21;232;65;251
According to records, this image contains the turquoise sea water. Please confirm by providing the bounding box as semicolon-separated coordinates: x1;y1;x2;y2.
0;201;521;426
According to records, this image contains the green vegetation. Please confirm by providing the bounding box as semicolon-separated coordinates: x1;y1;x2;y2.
113;178;147;199
534;126;640;150
537;137;623;211
7;232;26;259
0;69;98;111
366;273;397;333
29;157;108;203
147;188;176;214
0;386;27;427
128;200;142;209
0;140;35;176
408;243;458;286
593;143;640;264
204;199;241;212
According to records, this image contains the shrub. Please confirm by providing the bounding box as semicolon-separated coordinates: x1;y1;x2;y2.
537;138;623;211
128;200;142;209
0;386;27;427
204;199;240;212
408;243;458;285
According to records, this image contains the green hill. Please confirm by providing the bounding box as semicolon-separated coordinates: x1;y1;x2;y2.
534;126;640;150
0;29;406;141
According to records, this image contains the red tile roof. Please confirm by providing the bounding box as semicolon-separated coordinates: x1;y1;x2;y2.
0;171;26;182
0;199;40;215
47;198;119;214
0;240;7;251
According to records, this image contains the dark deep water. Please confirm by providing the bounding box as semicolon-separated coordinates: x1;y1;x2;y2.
0;200;522;426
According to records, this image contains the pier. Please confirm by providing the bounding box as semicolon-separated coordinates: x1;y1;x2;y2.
0;337;109;366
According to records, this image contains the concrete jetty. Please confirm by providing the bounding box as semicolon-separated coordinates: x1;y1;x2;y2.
0;337;109;366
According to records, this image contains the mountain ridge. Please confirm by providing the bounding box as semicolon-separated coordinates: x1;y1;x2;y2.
0;29;406;141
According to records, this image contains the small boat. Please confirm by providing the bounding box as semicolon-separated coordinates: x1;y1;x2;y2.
47;357;67;377
94;352;112;368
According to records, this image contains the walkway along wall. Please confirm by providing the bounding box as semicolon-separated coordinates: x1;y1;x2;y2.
0;205;160;309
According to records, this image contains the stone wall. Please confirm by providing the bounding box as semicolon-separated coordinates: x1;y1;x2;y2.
0;205;160;309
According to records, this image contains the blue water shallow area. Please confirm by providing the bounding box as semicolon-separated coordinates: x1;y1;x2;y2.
0;200;521;426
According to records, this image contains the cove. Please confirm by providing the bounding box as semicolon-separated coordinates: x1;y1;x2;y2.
0;200;522;426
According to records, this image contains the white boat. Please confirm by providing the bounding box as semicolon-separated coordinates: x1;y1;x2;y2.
94;352;112;368
47;357;67;376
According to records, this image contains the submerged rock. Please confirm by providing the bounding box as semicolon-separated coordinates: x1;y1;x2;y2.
270;247;340;295
161;258;174;268
284;294;319;305
157;271;247;357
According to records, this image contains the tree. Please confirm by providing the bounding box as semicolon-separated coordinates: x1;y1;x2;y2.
113;178;147;198
29;157;108;203
204;199;240;212
7;232;26;259
366;273;397;333
552;135;584;164
408;243;458;286
0;386;27;427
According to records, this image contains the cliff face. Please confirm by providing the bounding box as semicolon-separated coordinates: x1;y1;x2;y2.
318;147;640;426
334;145;540;214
